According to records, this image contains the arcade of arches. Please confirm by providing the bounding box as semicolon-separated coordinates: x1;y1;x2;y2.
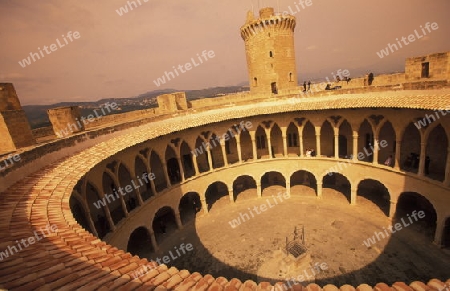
69;108;450;281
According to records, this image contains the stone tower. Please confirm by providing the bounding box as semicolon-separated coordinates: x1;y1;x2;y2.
241;7;298;95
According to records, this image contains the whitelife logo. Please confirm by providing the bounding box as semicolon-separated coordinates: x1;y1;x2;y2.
132;243;194;279
18;31;81;68
153;50;215;87
362;210;425;247
0;224;58;261
376;22;439;59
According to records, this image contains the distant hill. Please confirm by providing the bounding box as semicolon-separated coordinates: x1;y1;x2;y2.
23;86;249;129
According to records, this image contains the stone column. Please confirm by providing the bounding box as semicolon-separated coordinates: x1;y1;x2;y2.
104;209;116;232
220;140;228;167
373;136;379;165
175;211;183;229
135;186;144;206
443;147;450;186
266;130;273;158
418;142;426;176
282;127;288;157
285;180;291;197
317;182;323;198
334;132;339;159
433;218;445;247
176;156;185;183
352;132;359;162
389;200;397;219
201;198;208;214
250;131;258;161
350;184;357;205
315;127;321;157
113;178;129;217
257;182;262;197
149;175;157;195
149;231;158;251
206;146;213;171
229;188;235;202
162;162;172;188
236;135;242;163
394;138;402;170
299;129;304;157
86;213;99;237
192;155;199;176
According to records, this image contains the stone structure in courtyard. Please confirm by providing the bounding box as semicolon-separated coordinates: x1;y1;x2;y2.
0;6;449;291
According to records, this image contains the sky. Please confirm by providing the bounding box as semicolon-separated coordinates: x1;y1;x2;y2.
0;0;449;105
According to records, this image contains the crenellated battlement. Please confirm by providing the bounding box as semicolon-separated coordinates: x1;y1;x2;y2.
240;10;296;41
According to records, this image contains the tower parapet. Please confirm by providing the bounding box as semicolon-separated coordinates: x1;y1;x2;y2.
241;7;298;95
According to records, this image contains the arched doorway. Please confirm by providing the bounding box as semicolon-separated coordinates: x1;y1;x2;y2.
127;227;153;257
401;123;421;173
180;141;195;179
395;192;437;241
290;170;317;196
357;179;390;216
233;175;257;201
322;172;351;203
102;172;125;224
205;182;229;211
270;123;283;157
150;151;167;192
179;192;201;225
152;206;178;243
261;171;286;196
135;156;153;201
165;146;181;185
70;195;92;233
426;124;448;181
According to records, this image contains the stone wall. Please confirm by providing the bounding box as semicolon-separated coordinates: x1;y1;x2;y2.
156;92;188;113
48;106;84;138
0;83;35;154
0;83;22;111
405;51;450;81
0;110;35;153
32;126;55;139
84;108;158;129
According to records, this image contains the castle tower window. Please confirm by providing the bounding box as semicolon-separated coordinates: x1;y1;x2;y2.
271;82;278;94
253;77;258;87
289;73;293;82
270;51;273;58
421;62;430;78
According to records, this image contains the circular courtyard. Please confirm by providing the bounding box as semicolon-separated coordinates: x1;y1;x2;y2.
128;185;450;286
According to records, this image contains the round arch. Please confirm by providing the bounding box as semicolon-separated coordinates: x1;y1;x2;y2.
395;192;437;241
179;192;201;225
290;170;317;196
205;181;229;211
357;179;390;216
127;226;153;257
233;175;257;201
261;171;286;196
152;206;178;243
322;172;351;203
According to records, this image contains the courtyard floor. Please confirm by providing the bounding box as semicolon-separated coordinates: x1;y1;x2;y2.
138;185;450;286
